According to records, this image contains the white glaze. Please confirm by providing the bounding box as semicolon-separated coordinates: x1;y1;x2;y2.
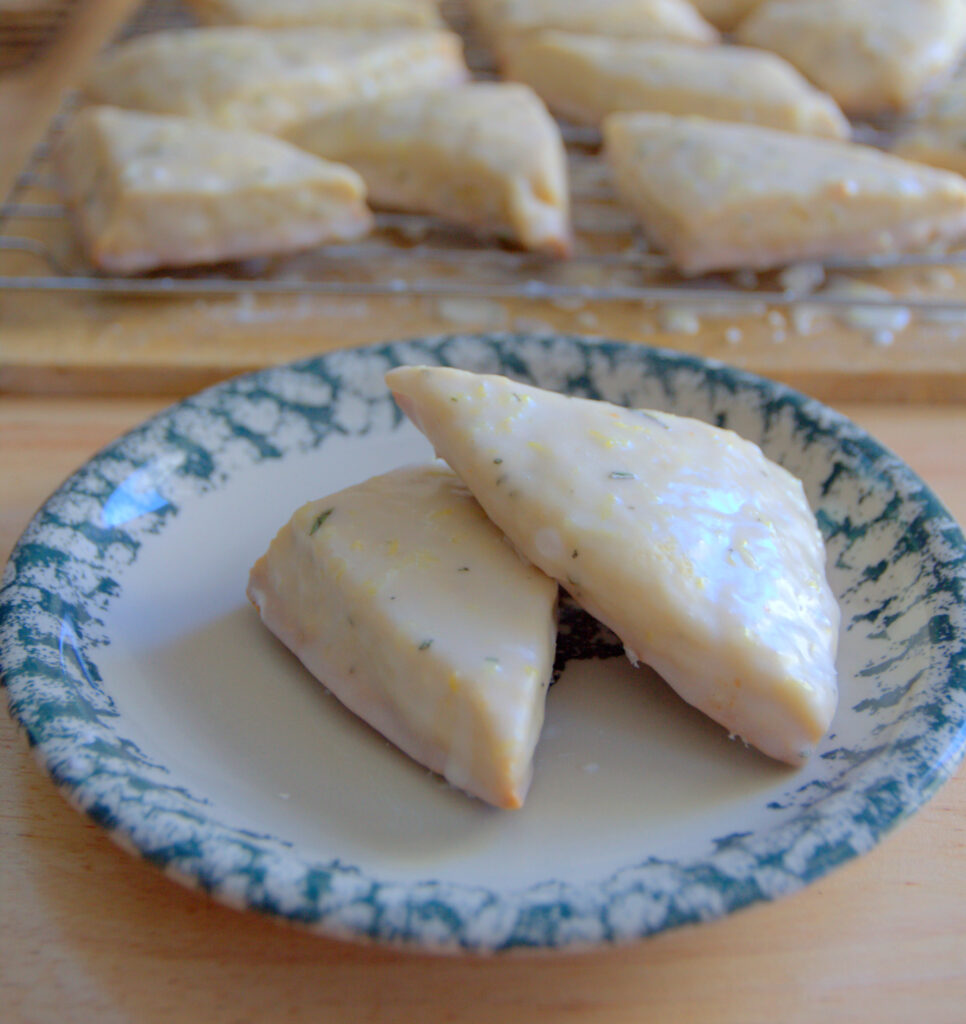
387;366;840;766
247;462;558;809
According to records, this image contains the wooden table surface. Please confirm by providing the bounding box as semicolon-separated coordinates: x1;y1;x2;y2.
2;4;966;1022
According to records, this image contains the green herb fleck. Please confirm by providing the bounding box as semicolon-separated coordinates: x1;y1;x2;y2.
493;457;503;465
450;396;458;403
609;471;637;480
418;639;433;651
572;549;579;559
485;656;500;665
457;566;470;572
309;507;334;534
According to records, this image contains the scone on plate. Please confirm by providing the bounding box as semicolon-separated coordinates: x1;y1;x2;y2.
247;463;558;810
892;75;966;176
603;112;966;274
504;31;848;137
469;0;718;61
84;26;468;135
737;0;966;118
386;366;840;768
183;0;442;28
56;106;372;274
288;82;572;255
690;0;766;31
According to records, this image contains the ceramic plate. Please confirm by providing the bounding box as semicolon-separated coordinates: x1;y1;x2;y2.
3;334;966;953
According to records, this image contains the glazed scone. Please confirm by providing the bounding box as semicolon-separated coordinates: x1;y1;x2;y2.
85;27;467;135
184;0;441;28
55;106;372;274
504;32;848;137
691;0;766;31
892;75;966;176
604;113;966;274
470;0;718;60
289;82;571;255
247;463;558;810
737;0;966;118
387;366;840;767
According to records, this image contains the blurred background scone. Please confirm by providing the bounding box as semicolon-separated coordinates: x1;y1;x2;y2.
469;0;719;63
84;26;468;135
56;106;373;273
604;112;966;273
183;0;443;29
288;82;572;255
737;0;966;117
504;31;849;137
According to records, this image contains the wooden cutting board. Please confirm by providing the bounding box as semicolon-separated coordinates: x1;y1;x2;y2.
1;0;966;402
4;281;966;402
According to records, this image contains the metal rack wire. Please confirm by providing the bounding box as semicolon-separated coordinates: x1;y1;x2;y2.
2;0;966;318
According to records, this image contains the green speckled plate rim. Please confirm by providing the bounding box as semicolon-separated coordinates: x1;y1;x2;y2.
2;333;965;953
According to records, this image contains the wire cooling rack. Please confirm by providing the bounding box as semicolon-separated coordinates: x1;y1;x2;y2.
2;0;966;320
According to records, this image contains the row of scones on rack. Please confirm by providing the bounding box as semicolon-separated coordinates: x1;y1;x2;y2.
56;0;966;275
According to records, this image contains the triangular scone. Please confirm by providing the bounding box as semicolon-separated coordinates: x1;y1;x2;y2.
504;32;848;137
288;83;571;255
737;0;966;118
247;463;558;810
55;106;371;274
184;0;441;28
691;0;766;31
892;76;966;176
386;366;840;767
470;0;718;60
84;27;467;135
604;113;966;274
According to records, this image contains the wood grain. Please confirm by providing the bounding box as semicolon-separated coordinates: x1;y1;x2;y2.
2;285;966;402
2;397;965;1024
